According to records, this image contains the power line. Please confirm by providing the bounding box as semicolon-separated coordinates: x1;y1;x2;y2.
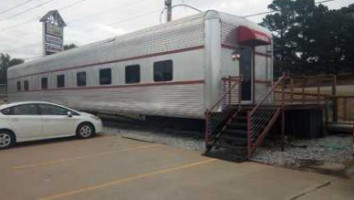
243;11;277;18
0;0;341;32
58;0;89;11
244;0;337;18
0;2;161;52
0;16;39;32
0;0;90;32
0;0;56;22
67;0;150;23
2;8;161;55
3;42;41;52
0;0;146;33
0;0;340;52
23;55;42;61
0;0;36;15
108;9;161;26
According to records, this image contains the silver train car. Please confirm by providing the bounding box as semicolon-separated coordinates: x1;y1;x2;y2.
8;11;273;119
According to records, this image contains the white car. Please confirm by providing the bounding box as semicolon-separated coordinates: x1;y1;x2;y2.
0;101;103;149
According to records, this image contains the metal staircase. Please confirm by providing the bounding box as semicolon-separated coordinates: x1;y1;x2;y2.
205;106;251;160
205;75;287;161
204;74;334;161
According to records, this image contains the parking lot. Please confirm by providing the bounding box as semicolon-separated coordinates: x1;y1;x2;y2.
0;134;353;200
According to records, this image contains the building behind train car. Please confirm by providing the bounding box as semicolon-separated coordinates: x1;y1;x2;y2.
7;10;273;119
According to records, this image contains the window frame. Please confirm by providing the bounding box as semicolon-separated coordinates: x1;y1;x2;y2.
153;60;173;82
41;77;48;90
24;80;29;91
16;81;21;91
57;74;65;88
36;103;79;116
1;104;40;115
99;68;112;85
125;64;140;84
1;107;11;115
76;71;87;87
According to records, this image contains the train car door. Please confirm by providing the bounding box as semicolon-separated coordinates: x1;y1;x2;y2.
239;46;253;104
236;25;272;105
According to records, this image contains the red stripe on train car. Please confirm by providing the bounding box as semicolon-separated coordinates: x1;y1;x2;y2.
221;44;237;50
8;45;205;80
10;80;205;93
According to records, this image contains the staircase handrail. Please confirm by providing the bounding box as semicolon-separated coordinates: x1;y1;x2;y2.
206;76;243;115
246;74;287;157
249;74;287;116
205;76;242;150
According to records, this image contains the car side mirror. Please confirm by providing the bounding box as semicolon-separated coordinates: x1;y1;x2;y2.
67;111;73;118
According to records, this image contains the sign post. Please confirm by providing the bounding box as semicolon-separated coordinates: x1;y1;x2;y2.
40;10;66;56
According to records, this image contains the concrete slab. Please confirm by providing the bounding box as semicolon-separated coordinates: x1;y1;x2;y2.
0;135;352;200
297;179;354;200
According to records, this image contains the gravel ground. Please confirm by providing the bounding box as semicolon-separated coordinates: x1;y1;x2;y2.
252;136;354;167
103;125;205;151
103;124;353;167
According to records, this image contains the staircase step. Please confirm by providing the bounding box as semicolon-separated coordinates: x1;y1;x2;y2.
204;148;247;161
214;142;247;152
250;116;272;123
237;110;249;114
222;129;248;137
218;139;247;147
219;135;248;145
204;105;281;162
228;122;247;129
237;116;247;122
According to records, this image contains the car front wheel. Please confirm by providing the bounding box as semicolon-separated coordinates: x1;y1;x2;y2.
0;131;15;149
76;123;95;139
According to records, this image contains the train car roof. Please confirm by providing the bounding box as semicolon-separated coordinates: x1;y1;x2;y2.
8;10;271;78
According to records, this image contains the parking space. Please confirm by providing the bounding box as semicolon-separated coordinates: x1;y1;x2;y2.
0;134;353;200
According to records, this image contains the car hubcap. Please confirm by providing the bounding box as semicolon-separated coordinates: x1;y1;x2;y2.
80;126;92;137
0;133;11;147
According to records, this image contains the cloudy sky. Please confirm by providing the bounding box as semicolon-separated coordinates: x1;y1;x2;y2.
0;0;352;60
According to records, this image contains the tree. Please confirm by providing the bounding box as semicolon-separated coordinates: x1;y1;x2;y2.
327;4;354;74
262;0;354;77
0;53;24;84
261;0;298;77
63;43;77;50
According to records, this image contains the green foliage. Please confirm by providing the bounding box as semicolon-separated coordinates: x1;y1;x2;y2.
0;53;24;84
63;43;77;50
262;0;354;78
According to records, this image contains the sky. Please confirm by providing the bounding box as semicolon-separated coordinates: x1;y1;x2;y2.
0;0;352;60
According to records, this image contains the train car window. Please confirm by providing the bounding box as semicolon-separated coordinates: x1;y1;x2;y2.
17;81;21;91
99;68;111;85
57;75;65;88
125;65;140;84
77;72;86;87
153;60;173;82
24;80;29;91
41;77;48;89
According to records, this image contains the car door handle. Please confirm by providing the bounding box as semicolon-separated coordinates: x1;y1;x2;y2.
11;118;18;122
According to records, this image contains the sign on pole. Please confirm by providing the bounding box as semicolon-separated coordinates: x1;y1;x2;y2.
40;10;66;56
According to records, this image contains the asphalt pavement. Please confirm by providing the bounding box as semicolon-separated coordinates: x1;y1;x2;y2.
0;134;353;200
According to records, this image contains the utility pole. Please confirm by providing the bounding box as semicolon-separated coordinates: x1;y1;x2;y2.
165;0;172;22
